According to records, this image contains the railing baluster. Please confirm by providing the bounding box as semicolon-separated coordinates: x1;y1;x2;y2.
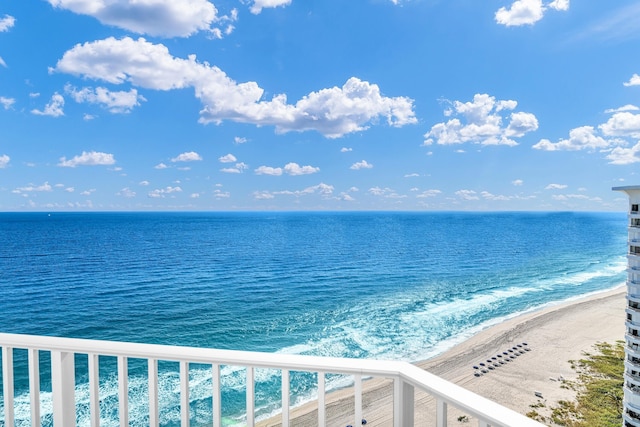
282;369;290;426
246;366;255;427
148;359;159;427
354;374;362;427
212;364;221;427
28;349;40;427
393;377;400;427
2;347;15;427
51;351;75;427
180;361;189;427
436;398;447;427
89;353;100;427
318;372;326;427
117;356;128;427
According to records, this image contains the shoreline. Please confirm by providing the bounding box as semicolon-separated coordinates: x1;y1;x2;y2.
258;286;626;426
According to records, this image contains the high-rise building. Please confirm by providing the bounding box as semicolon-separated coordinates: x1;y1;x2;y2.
614;185;640;427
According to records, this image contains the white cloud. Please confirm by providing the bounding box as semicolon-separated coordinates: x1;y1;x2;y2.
219;154;237;163
624;74;640;87
221;162;248;173
148;186;183;198
255;166;283;176
0;56;6;68
46;0;236;38
533;126;610;151
58;151;116;167
607;142;640;165
416;189;441;198
31;93;65;117
213;189;230;198
455;189;479;200
424;94;538;146
250;0;292;14
512;179;523;186
350;160;373;170
139;180;150;186
53;37;416;138
0;96;15;109
80;189;96;196
605;104;639;114
0;154;9;168
0;15;15;32
548;0;569;11
404;173;420;178
599;112;640;138
65;85;145;113
155;162;168;169
284;162;319;175
65;187;75;193
14;182;53;193
234;136;247;144
117;187;136;198
545;183;567;190
340;147;353;152
83;113;96;120
171;151;202;162
495;0;568;27
368;186;405;199
257;183;335;199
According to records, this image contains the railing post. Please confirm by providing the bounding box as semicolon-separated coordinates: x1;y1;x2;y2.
148;359;159;427
318;372;326;427
394;378;414;427
436;398;447;427
29;349;41;427
2;347;15;427
282;369;290;426
51;351;76;427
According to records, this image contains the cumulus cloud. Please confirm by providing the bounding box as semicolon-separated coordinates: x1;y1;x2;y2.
424;94;538;146
624;74;640;87
219;154;237;163
545;183;567;190
368;187;406;199
117;187;136;198
13;182;53;193
455;190;479;200
607;142;640;165
31;93;65;117
148;186;183;198
0;14;15;32
52;37;416;138
254;183;334;199
155;162;168;169
599;112;640;138
171;151;202;162
340;147;353;152
284;162;319;175
416;189;441;198
350;160;373;170
605;104;639;114
0;154;9;168
532;126;610;151
512;179;523;186
46;0;236;38
495;0;568;27
249;0;292;14
234;136;247;144
58;151;116;167
0;96;15;109
255;166;282;176
65;85;145;113
221;162;248;173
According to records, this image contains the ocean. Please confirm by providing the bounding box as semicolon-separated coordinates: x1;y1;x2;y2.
0;211;629;426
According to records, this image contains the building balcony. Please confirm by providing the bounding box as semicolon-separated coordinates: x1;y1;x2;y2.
624;411;640;427
627;389;640;415
0;333;543;427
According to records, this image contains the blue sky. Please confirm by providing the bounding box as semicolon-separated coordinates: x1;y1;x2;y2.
1;0;640;211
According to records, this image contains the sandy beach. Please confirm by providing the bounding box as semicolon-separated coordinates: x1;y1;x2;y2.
258;286;626;426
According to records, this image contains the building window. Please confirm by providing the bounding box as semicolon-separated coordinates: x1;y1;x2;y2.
633;204;639;213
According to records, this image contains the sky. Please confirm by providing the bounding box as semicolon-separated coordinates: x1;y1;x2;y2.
1;0;640;211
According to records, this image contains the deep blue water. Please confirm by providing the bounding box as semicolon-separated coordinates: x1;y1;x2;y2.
0;211;629;425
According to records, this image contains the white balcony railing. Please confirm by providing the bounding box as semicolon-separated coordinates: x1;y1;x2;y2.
0;333;544;427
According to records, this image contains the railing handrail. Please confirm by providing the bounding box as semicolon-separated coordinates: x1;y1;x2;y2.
0;332;543;427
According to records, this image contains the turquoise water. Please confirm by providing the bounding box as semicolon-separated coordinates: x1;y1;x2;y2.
0;211;629;425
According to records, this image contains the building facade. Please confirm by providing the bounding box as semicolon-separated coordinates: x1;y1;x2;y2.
614;186;640;427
